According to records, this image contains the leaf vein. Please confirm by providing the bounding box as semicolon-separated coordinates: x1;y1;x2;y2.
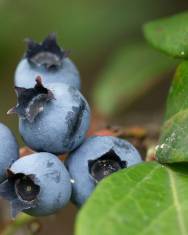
93;164;160;234
167;168;187;235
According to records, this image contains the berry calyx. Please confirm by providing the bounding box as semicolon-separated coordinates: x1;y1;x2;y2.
0;169;40;218
7;76;54;122
25;33;69;69
14;175;40;202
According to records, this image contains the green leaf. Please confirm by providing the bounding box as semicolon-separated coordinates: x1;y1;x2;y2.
157;61;188;163
92;41;176;116
144;11;188;58
165;61;188;120
76;162;188;235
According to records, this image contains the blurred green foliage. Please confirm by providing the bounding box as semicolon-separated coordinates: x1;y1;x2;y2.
0;0;186;143
144;11;188;59
93;41;177;116
1;214;35;235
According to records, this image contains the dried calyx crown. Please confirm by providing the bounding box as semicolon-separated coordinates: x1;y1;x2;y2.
0;169;40;218
25;33;70;69
88;149;127;183
7;76;54;123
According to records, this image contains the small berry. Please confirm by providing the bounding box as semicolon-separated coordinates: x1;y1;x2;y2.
0;123;19;183
0;152;72;217
8;77;90;154
15;33;80;89
66;136;142;206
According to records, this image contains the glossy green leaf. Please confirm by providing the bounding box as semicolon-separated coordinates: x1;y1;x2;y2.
165;61;188;120
92;42;176;116
157;61;188;163
144;12;188;58
76;162;188;235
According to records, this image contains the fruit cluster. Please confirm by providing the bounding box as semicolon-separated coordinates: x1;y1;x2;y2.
0;33;142;218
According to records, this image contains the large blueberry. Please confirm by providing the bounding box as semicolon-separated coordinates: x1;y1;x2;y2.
66;136;142;206
0;152;72;217
15;33;80;89
8;77;90;154
0;123;19;183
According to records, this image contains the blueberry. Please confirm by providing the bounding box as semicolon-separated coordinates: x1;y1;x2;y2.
0;152;72;217
65;136;142;206
15;33;80;89
0;123;19;183
8;77;90;154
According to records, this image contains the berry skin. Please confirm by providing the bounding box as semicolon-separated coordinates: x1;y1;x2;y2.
0;152;72;217
15;33;80;89
0;123;19;183
8;77;90;155
65;136;142;206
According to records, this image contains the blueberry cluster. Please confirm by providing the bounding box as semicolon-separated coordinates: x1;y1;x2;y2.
0;33;142;218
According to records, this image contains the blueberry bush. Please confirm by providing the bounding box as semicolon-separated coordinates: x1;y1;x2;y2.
0;3;188;235
76;12;188;235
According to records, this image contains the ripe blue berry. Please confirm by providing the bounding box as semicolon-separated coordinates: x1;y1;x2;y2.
0;123;19;183
15;33;80;89
8;77;90;154
0;152;72;217
66;136;142;206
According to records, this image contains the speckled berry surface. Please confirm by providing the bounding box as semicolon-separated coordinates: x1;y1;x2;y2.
15;57;80;89
18;82;90;154
0;123;19;183
0;152;72;217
